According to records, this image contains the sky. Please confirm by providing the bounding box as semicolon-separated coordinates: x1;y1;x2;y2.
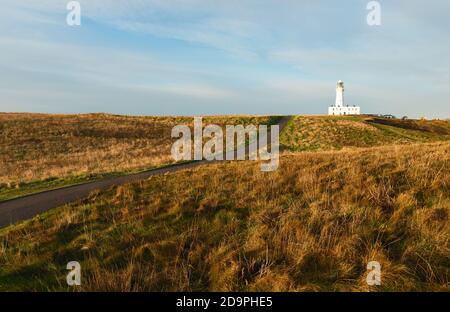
0;0;449;118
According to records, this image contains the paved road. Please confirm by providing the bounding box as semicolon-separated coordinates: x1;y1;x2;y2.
0;116;291;227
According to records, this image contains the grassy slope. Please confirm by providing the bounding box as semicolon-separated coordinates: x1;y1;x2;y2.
3;114;447;201
1;142;448;291
0;113;272;200
280;116;450;152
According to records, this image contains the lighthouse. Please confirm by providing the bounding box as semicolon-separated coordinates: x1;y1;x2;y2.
328;80;360;115
335;80;344;107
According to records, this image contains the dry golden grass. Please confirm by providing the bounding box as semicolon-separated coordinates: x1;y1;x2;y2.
280;116;450;151
0;113;271;185
1;141;448;291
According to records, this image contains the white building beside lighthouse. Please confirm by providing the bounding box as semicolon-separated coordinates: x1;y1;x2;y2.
328;80;360;115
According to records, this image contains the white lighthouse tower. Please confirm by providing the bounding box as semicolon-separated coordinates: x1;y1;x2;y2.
328;80;360;115
335;80;344;107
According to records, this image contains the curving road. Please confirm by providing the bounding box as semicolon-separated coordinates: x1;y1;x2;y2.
0;116;292;227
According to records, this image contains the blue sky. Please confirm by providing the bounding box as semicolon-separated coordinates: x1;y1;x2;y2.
0;1;449;118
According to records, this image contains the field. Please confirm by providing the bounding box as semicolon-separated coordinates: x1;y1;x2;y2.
2;114;448;201
0;141;448;291
280;116;450;151
0;113;272;200
0;114;449;291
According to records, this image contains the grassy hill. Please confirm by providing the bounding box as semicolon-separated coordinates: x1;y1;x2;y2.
2;114;448;201
280;116;450;151
1;141;448;291
0;113;272;200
